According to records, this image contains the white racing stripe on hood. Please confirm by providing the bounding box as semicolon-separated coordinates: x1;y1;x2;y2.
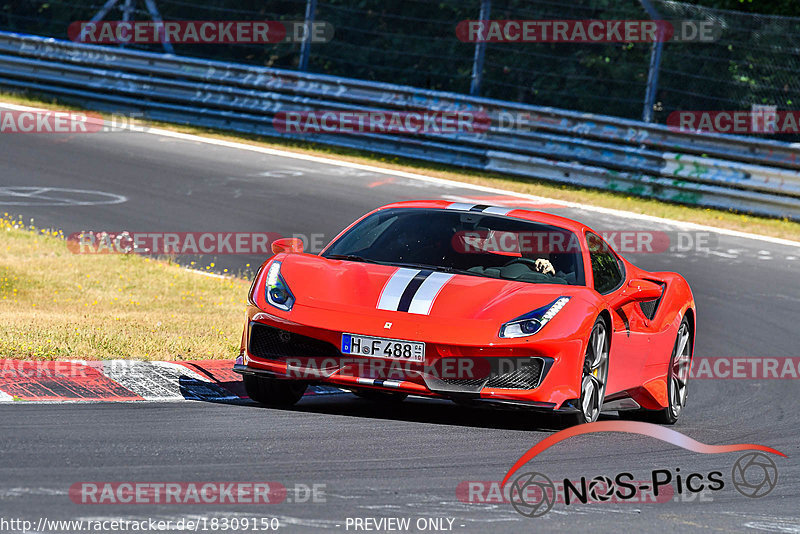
377;268;420;311
407;272;454;315
445;202;476;211
482;206;514;216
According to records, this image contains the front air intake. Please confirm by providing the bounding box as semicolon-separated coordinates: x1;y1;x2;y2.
426;357;549;393
484;359;544;389
248;322;340;360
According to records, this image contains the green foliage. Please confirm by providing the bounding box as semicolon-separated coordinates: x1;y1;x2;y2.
692;0;800;17
1;0;798;123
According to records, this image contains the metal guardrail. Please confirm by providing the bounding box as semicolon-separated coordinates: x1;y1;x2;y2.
0;31;798;220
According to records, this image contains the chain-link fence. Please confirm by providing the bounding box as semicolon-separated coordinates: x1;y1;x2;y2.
1;0;799;127
652;0;800;123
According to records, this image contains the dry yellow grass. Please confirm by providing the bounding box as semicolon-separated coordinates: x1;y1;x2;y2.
0;215;251;361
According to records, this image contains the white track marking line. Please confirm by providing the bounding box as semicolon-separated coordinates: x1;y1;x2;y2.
0;487;68;497
0;185;127;206
743;521;800;533
4;186;48;197
1;101;797;248
708;250;739;259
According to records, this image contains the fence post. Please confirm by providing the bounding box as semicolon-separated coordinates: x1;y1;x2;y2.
469;0;491;96
643;41;664;122
120;0;133;48
143;0;175;54
298;0;317;71
639;0;663;122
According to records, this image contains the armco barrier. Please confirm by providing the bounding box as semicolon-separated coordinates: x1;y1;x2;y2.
0;31;798;220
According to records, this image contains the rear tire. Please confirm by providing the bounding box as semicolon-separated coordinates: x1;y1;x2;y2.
244;375;307;406
628;317;691;425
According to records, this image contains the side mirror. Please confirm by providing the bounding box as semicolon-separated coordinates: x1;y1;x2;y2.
271;237;304;255
610;279;662;308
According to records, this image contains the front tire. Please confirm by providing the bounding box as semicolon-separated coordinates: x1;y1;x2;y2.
244;374;307;406
564;317;610;426
630;318;691;425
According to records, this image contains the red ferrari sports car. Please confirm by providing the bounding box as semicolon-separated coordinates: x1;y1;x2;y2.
234;200;695;425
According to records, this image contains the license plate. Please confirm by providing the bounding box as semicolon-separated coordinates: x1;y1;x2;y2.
341;333;425;363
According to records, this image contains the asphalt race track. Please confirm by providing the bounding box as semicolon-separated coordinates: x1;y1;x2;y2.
1;119;799;533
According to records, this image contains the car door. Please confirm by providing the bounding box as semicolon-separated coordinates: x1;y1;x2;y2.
586;232;651;394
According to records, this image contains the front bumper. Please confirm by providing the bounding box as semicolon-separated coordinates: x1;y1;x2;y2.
232;363;576;412
235;305;586;411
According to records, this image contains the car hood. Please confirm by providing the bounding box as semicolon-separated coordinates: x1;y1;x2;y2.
272;254;597;343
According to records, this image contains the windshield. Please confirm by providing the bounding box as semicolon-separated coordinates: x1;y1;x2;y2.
322;208;585;286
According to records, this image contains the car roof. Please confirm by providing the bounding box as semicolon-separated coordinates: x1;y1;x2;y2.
376;200;592;234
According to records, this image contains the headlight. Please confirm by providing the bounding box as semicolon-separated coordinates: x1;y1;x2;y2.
499;297;570;338
265;261;294;311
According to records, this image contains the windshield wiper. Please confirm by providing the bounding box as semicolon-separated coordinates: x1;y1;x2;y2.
326;257;479;278
390;262;479;277
326;254;382;264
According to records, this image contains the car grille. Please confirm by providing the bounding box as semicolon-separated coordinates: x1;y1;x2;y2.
248;322;341;360
439;377;487;387
431;358;545;392
639;299;658;319
638;281;665;320
485;359;544;389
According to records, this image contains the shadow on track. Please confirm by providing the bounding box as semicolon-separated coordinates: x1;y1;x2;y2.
242;392;620;432
177;373;620;431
